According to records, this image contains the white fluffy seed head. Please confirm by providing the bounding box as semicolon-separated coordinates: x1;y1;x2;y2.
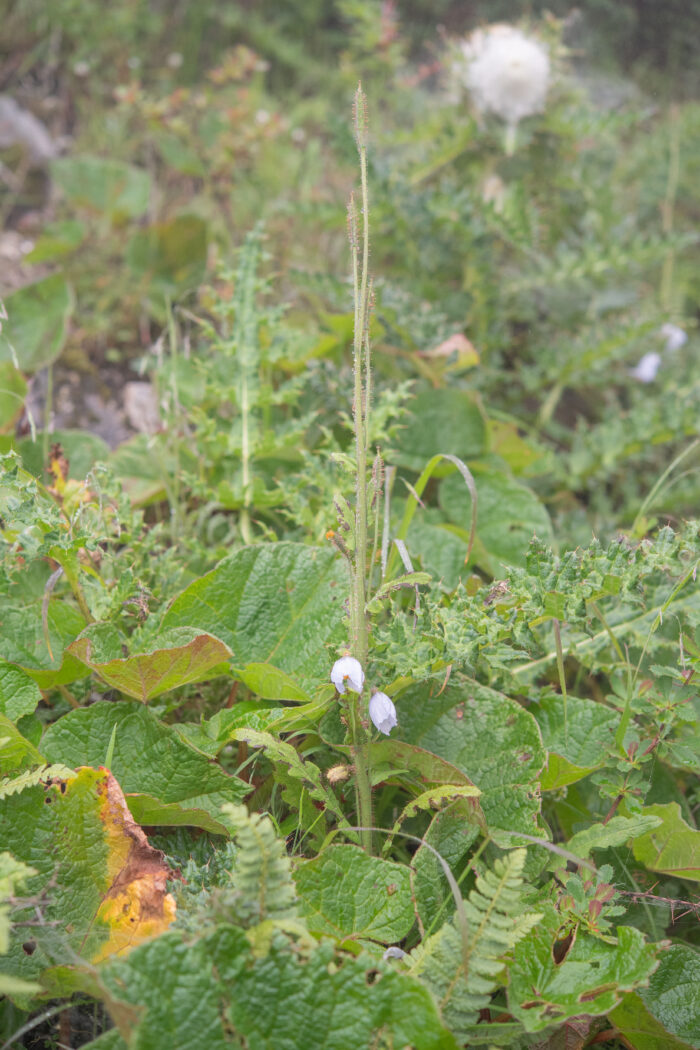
459;24;551;127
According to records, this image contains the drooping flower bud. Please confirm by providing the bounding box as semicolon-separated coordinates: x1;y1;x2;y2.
331;655;364;694
660;323;687;353
369;691;398;735
630;351;661;383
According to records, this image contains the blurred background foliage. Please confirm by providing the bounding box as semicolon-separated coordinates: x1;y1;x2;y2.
0;0;699;565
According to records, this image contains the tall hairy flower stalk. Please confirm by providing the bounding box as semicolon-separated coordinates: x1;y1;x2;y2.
344;84;374;852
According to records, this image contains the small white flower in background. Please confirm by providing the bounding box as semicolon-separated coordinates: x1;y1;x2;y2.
459;25;550;132
331;655;364;694
630;351;662;383
369;691;398;735
660;323;687;353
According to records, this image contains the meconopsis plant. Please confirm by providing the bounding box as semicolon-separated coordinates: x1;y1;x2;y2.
458;24;551;153
327;87;418;855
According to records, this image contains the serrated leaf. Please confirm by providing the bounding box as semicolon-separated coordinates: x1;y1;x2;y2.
0;764;74;800
508;904;658;1032
294;844;414;944
68;625;232;701
411;849;540;1043
395;678;545;842
548;815;663;870
41;701;248;834
534;694;618;790
610;944;700;1050
89;927;458;1050
632;803;700;882
0;661;41;721
162;543;350;691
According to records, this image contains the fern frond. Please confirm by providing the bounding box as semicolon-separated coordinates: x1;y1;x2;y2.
411;848;542;1043
0;764;74;801
219;804;297;928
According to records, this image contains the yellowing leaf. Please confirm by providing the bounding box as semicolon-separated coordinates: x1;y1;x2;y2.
0;765;176;988
91;769;176;962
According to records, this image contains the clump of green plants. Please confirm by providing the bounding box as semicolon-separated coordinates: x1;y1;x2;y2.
1;35;700;1050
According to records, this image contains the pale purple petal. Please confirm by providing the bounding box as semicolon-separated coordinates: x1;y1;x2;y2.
630;352;661;383
660;323;687;353
369;691;398;735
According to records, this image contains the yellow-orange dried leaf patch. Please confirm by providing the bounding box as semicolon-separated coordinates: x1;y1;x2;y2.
91;768;176;962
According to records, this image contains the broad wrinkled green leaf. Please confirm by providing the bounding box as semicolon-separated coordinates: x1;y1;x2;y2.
235;662;311;701
162;543;350;690
41;701;248;834
68;624;232;701
294;844;414;944
534;693;619;790
392;388;486;473
0;661;41;721
395;678;545;842
0;713;44;772
91;926;458;1050
407;517;471;592
508;904;658;1032
0;600;88;688
440;466;552;573
633;803;700;881
411;800;481;932
52;155;151;219
127;214;208;293
0;362;26;432
0;767;175;988
610;945;700;1050
0;274;73;371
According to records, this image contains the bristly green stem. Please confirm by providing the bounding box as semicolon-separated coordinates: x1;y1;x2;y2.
348;84;373;852
552;618;568;746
